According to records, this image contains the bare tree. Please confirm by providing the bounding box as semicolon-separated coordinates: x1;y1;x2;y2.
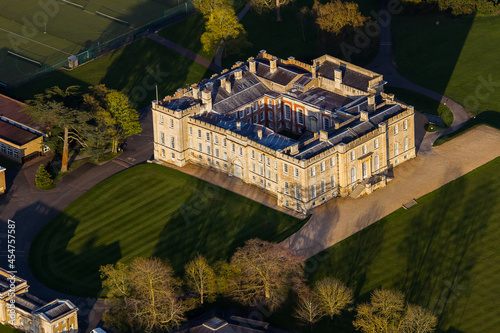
294;288;325;331
354;289;437;333
228;239;304;311
100;258;186;333
314;277;353;320
129;257;186;332
185;254;217;305
400;304;437;333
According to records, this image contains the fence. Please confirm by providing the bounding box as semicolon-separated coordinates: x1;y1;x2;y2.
7;0;195;89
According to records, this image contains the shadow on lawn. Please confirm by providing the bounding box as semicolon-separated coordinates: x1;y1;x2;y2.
307;204;385;299
397;175;492;331
153;178;302;274
392;7;476;97
26;201;122;298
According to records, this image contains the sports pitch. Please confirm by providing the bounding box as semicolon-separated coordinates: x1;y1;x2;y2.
0;0;190;87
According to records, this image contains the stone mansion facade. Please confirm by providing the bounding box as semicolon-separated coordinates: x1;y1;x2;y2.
0;268;78;333
152;52;416;213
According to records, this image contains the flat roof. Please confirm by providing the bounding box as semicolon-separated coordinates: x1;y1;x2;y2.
0;94;41;130
0;120;42;146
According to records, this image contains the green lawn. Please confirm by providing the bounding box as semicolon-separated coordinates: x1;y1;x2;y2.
304;157;500;333
159;0;380;68
392;12;500;115
385;87;454;127
0;325;21;333
29;163;307;297
11;38;212;109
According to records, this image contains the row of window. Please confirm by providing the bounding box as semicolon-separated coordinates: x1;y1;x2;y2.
284;176;337;200
158;114;175;128
0;143;19;159
159;132;175;149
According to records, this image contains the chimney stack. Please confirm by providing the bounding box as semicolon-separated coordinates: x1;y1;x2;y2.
234;69;243;80
334;69;342;83
236;121;241;130
368;94;375;112
257;129;263;139
270;57;277;74
249;60;256;73
360;110;369;121
192;85;200;98
319;130;328;142
225;80;231;92
312;63;318;79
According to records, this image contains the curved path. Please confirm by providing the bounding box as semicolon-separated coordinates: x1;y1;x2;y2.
0;107;154;332
366;0;469;153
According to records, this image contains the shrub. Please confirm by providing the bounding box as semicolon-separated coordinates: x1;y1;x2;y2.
35;164;54;190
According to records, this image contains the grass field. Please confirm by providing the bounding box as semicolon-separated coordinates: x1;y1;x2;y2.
0;0;191;86
159;0;380;68
392;12;500;116
11;38;211;109
385;87;454;127
29;163;307;297
302;156;500;333
0;325;21;333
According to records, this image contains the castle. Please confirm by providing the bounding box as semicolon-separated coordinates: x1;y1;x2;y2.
151;51;416;213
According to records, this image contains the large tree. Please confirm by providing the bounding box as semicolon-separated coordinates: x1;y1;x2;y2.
84;85;142;153
100;258;186;333
314;277;353;320
251;0;295;21
353;289;437;333
193;0;231;20
27;86;89;172
228;239;304;311
185;254;217;305
313;0;368;35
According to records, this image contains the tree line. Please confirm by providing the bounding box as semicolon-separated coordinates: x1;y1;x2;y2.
26;85;142;172
100;239;437;333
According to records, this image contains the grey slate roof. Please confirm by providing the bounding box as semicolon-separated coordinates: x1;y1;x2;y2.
295;88;354;112
254;60;305;86
318;61;374;91
193;113;296;151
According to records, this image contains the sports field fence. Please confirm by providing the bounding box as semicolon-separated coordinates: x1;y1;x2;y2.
3;0;195;90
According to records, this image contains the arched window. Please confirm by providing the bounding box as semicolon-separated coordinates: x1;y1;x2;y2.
324;117;330;130
351;167;356;183
362;161;368;179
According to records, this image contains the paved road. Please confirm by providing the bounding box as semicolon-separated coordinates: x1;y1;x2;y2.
147;33;222;73
0;107;154;332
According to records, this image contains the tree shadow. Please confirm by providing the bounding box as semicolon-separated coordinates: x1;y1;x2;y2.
306;205;385;299
19;201;122;298
396;174;492;331
152;178;305;274
391;5;476;97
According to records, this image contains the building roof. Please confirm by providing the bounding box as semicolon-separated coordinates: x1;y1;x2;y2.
194;113;296;151
0;94;41;130
317;61;374;91
173;310;286;333
295;88;354;112
0;120;42;146
254;59;307;86
33;299;76;321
